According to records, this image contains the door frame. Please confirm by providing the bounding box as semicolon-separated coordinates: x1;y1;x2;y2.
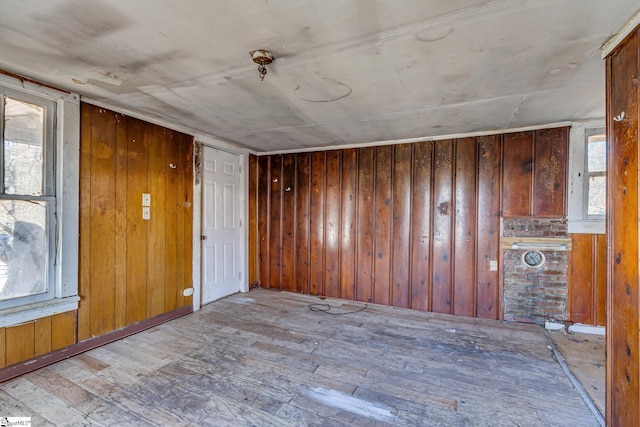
192;137;249;311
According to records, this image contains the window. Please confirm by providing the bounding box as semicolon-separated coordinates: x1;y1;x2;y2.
0;75;79;327
584;128;606;219
0;92;55;307
567;120;605;234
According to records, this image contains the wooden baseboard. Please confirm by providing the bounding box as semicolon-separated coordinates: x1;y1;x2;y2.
0;305;193;383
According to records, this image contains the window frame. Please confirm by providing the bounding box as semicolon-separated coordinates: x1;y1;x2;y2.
0;74;80;327
567;120;606;234
582;127;606;221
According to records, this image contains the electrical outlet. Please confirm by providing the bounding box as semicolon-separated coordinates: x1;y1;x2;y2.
142;206;151;220
142;193;151;207
489;260;498;271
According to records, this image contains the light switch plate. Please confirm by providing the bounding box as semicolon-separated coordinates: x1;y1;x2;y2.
142;206;151;220
489;260;498;271
142;193;151;207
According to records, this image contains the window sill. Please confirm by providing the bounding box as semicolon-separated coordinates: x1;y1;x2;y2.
0;295;80;328
567;219;605;235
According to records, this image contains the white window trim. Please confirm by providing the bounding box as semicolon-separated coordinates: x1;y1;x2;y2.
0;74;80;327
567;119;606;234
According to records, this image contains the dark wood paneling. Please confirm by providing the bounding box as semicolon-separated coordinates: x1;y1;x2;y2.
356;147;375;303
309;152;325;295
533;128;568;217
502;132;534;217
257;156;270;288
431;140;454;314
453;138;477;317
324;151;341;298
569;233;595;325
269;156;283;289
392;144;412;308
281;154;297;292
373;146;393;306
295;154;311;294
254;126;566;321
411;142;433;311
476;135;501;319
248;155;258;286
340;149;357;301
606;28;640;426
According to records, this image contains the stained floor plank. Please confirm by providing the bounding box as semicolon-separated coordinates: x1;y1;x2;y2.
0;289;597;426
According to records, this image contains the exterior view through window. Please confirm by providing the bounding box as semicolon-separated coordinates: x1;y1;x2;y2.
0;96;51;302
586;130;606;219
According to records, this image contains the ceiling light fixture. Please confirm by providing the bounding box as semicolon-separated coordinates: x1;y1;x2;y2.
250;50;274;81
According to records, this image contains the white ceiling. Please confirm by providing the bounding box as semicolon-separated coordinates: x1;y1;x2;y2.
0;1;636;152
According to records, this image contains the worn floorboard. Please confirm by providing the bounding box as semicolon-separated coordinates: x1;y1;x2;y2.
0;289;597;426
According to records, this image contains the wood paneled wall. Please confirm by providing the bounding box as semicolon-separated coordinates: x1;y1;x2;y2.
78;103;193;340
605;25;640;426
249;127;568;319
0;312;75;369
568;233;606;326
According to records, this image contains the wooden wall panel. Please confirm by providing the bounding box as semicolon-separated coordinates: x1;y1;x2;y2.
281;154;297;292
476;135;502;319
324;151;341;298
606;28;640;426
373;146;393;306
257;156;270;289
411;142;433;311
309;152;326;295
431;140;454;314
51;311;76;351
252;127;567;321
356;148;375;303
568;233;607;327
0;328;5;369
34;317;52;357
269;156;283;289
502;132;534;217
340;149;357;301
147;126;167;318
79;103;193;339
392;144;412;308
533;128;568;217
89;107;117;337
453;138;477;317
248;155;258;286
295;154;311;294
6;323;34;367
125;117;149;325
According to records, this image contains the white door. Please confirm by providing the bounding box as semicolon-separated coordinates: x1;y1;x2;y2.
201;147;241;304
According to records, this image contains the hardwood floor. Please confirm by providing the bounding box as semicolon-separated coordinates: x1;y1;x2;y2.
0;289;598;426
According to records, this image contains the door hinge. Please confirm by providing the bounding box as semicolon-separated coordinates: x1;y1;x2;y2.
200;235;207;240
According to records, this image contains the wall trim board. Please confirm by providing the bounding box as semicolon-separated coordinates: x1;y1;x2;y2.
601;9;640;59
256;121;573;156
0;305;192;384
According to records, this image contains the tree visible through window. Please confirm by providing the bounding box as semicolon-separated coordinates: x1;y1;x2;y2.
585;129;606;219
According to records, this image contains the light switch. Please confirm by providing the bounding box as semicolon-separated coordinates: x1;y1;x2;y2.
142;193;151;207
489;260;498;271
142;206;151;220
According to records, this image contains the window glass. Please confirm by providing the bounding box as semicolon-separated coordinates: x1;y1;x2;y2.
587;134;606;173
0;200;47;301
4;97;44;196
587;175;606;216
